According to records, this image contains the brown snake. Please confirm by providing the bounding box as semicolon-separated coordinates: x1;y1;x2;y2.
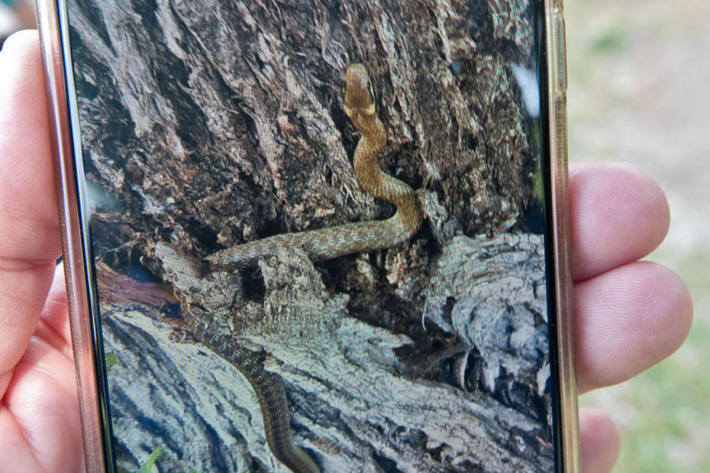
209;64;423;473
207;63;422;269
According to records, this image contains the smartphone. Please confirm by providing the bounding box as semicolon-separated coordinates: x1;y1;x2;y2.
37;0;577;471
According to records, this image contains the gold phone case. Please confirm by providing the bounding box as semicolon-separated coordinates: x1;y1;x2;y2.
37;0;578;471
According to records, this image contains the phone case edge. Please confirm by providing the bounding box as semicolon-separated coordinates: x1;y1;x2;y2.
36;0;108;471
544;0;581;471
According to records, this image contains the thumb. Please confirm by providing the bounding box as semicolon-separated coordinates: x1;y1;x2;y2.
0;29;61;393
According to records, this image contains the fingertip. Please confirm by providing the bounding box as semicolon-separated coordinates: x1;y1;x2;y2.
570;162;671;281
0;29;45;120
575;261;693;392
0;27;59;263
637;262;694;363
579;407;620;473
615;262;693;369
0;29;40;60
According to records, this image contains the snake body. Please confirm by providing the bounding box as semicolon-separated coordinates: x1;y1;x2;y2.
234;347;320;473
207;63;422;269
212;64;422;473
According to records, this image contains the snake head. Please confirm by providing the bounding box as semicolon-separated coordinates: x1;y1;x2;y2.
344;63;376;120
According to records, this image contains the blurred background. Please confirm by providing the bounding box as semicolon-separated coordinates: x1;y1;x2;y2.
1;0;708;471
0;0;33;40
567;0;710;471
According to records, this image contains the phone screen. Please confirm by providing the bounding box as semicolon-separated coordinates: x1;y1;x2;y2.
61;0;563;471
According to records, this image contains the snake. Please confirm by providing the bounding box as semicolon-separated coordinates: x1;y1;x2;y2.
207;63;422;269
208;64;423;473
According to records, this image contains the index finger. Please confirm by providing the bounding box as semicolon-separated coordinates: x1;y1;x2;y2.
570;162;670;282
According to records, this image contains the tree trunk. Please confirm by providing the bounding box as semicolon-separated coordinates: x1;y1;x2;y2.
69;0;552;472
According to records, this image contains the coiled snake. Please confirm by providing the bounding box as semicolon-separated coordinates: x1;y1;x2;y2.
209;64;422;472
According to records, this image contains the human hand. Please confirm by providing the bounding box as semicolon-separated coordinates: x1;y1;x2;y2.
568;159;692;471
0;31;83;472
0;30;692;473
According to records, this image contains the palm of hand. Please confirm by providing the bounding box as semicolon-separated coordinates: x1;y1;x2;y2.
0;266;83;473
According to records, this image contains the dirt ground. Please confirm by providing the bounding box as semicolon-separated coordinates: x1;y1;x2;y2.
567;0;710;471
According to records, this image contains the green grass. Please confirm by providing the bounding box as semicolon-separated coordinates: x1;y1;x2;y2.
105;352;117;372
138;447;163;473
590;26;629;53
611;315;710;472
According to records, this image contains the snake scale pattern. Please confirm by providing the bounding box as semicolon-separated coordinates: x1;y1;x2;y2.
207;64;422;269
210;64;423;473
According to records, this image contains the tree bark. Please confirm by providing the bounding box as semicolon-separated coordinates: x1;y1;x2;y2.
69;0;552;471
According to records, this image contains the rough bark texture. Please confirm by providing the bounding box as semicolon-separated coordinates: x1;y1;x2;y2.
68;0;552;472
72;0;540;261
106;234;551;473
